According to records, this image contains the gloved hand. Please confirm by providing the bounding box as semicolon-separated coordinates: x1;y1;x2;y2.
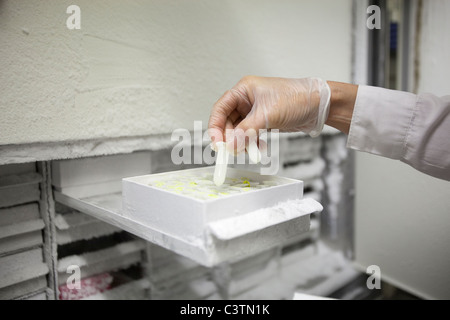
208;76;331;154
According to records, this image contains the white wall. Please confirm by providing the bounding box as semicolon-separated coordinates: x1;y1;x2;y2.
0;0;352;146
354;0;450;299
417;0;450;96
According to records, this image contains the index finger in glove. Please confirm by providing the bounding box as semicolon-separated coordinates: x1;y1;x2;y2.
208;87;251;146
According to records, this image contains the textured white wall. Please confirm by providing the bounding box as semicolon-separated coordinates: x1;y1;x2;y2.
0;0;352;146
354;0;450;299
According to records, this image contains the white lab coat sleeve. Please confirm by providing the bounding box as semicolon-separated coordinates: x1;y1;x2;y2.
347;85;450;181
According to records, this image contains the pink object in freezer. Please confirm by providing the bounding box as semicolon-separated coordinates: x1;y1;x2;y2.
58;273;113;300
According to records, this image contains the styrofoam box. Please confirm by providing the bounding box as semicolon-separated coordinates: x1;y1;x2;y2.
122;167;322;265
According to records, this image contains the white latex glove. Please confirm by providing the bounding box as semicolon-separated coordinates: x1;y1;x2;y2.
208;76;331;154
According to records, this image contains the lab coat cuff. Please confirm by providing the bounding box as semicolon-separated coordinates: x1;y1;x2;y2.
347;85;417;160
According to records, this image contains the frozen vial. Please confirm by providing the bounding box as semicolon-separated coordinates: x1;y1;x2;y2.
214;142;229;187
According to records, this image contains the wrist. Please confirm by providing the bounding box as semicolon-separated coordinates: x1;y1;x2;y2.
326;81;358;134
308;78;331;138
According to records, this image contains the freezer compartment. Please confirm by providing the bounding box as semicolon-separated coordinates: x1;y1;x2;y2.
53;156;322;266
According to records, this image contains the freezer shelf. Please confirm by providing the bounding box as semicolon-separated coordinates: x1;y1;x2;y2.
54;167;322;267
54;191;322;267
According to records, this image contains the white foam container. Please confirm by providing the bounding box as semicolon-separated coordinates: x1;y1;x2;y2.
122;167;322;266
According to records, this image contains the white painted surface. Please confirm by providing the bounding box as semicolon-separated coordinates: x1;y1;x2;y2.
0;0;352;147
